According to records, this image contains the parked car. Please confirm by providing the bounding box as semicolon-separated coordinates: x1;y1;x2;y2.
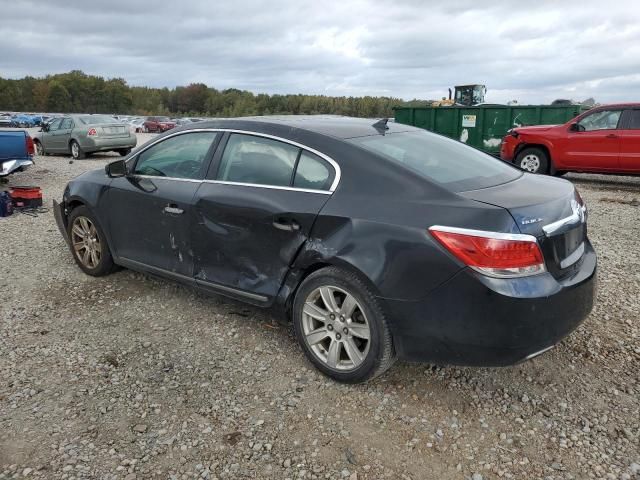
33;114;137;159
173;118;193;127
52;116;596;383
143;116;176;133
0;130;34;177
10;114;37;128
501;103;640;175
128;118;146;133
0;116;13;128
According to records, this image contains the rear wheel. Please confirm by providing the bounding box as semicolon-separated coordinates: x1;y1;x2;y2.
70;140;86;159
67;206;116;276
118;148;131;156
516;147;549;174
293;267;396;383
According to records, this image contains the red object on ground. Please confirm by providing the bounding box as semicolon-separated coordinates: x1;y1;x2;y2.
10;186;43;208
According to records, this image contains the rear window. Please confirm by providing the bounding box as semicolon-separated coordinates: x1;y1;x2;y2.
348;131;521;192
78;115;117;125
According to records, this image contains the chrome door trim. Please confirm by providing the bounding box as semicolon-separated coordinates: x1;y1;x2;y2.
195;278;269;302
129;127;341;192
119;257;269;302
559;242;585;269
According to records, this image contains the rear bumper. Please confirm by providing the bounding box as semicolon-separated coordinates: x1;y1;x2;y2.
0;158;33;177
79;136;137;152
386;240;597;366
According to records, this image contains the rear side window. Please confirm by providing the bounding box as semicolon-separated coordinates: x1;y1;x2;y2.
217;134;299;187
624;110;640;129
293;151;334;190
60;118;72;129
349;130;521;192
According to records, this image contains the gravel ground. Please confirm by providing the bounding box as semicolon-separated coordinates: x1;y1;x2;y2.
1;131;639;480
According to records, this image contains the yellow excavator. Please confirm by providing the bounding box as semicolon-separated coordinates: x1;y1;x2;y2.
432;84;486;107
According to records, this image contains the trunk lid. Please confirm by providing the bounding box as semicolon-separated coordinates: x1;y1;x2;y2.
98;123;129;138
460;174;587;279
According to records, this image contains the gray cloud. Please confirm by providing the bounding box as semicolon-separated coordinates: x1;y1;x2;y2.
1;0;639;104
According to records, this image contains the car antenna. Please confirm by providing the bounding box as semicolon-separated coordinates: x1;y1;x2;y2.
372;118;389;131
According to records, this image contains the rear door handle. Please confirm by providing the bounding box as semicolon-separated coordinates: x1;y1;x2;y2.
606;133;618;138
273;218;300;232
164;204;184;215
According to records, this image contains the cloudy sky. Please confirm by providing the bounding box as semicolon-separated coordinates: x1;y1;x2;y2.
1;0;639;104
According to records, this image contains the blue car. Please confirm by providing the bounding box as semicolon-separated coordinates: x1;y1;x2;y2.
11;114;37;128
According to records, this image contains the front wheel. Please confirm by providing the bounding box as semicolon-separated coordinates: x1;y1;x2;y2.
70;140;86;159
34;140;44;156
118;148;131;157
293;267;396;383
67;206;116;276
515;147;549;174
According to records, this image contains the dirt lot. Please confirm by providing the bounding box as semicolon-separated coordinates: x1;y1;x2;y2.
1;132;639;480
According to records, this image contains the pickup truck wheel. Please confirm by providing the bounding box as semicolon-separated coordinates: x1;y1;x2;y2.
67;206;116;277
70;140;86;159
516;147;549;174
293;266;396;383
34;140;44;156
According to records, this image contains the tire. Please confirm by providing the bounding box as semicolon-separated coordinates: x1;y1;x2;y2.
293;266;396;383
34;140;44;156
67;206;116;277
515;147;549;174
70;140;86;159
118;148;131;157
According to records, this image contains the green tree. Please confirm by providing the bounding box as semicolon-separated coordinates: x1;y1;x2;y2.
46;80;72;112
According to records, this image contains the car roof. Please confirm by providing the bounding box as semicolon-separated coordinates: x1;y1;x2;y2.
590;103;640;109
194;115;420;139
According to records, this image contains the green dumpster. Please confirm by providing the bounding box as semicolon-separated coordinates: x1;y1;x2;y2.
394;105;589;155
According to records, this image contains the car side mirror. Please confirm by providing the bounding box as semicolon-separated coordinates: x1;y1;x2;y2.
41;125;48;132
105;159;127;178
569;122;584;132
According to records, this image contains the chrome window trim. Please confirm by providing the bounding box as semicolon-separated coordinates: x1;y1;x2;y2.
129;128;341;193
559;242;585;269
429;225;538;243
135;174;202;183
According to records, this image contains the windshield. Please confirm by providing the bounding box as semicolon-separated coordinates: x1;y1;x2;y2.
78;115;118;125
348;130;521;192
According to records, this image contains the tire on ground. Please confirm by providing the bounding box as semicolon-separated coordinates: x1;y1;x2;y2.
66;205;117;277
293;266;396;383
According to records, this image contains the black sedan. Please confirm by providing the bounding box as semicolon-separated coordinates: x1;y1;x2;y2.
53;116;596;383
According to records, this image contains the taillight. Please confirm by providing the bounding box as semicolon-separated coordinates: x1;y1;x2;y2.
25;135;35;156
87;128;98;136
429;226;546;278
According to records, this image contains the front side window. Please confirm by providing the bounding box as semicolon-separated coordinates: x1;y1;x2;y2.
577;110;621;131
60;118;72;130
293;151;334;190
349;130;521;192
217;134;299;187
134;132;218;179
48;118;62;131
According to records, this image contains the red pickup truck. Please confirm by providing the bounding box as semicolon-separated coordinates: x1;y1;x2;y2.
500;103;640;175
143;116;176;133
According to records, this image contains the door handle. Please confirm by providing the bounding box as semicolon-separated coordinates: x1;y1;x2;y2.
606;133;618;138
273;218;300;232
164;204;184;215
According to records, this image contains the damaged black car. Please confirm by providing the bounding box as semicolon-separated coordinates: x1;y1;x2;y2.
54;116;596;383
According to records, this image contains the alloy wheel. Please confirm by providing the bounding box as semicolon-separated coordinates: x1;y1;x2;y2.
35;142;44;156
301;286;371;371
71;216;102;269
520;154;540;173
71;142;79;159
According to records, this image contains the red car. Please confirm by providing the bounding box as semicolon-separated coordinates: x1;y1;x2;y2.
501;103;640;175
143;116;176;133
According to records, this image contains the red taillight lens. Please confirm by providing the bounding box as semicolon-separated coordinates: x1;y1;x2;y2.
25;135;35;156
429;226;546;278
87;128;97;136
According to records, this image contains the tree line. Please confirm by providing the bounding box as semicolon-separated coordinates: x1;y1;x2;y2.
0;70;425;118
